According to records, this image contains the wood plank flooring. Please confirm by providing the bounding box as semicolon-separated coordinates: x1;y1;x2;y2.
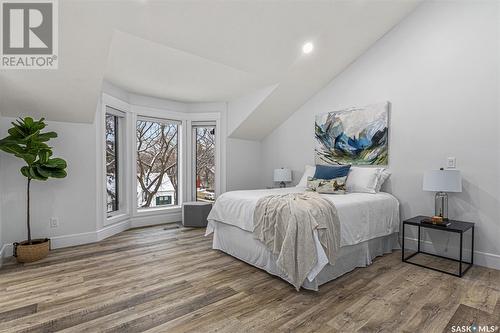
0;225;498;333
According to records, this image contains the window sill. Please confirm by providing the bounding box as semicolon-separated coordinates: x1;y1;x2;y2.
105;212;129;226
135;205;181;217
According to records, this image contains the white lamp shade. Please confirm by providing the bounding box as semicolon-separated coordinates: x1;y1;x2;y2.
423;169;462;193
274;168;292;182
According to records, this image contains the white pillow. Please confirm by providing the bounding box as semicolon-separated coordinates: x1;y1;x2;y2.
375;169;391;192
296;165;316;188
346;167;385;194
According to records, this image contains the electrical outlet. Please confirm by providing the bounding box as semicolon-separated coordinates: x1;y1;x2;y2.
446;157;456;169
50;217;59;228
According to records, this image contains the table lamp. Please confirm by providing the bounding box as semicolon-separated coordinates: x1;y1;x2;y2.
274;168;292;188
423;168;462;220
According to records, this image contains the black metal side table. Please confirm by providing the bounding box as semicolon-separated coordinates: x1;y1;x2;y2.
402;216;474;277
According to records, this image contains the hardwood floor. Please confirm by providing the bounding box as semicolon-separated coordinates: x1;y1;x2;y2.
0;225;498;333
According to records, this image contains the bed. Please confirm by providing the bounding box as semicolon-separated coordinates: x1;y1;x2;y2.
205;186;400;290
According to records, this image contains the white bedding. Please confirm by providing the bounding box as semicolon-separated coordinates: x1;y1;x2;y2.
207;187;400;246
206;187;400;284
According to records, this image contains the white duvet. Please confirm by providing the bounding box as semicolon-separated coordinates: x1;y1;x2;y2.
207;187;399;245
206;186;400;281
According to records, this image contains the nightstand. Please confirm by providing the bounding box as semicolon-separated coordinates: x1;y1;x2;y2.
402;216;474;277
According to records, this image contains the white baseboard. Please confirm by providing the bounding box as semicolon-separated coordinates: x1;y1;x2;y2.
0;218;179;263
97;219;131;241
50;231;98;249
404;237;500;271
49;219;132;248
474;251;500;270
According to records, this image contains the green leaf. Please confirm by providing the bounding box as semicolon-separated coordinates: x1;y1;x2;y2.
37;132;58;142
36;165;51;178
8;126;25;138
39;150;51;163
47;169;67;179
0;137;17;145
20;166;30;178
15;119;28;132
33;121;46;131
46;158;67;169
22;129;41;142
31;142;50;150
24;117;34;128
18;153;37;165
29;166;47;181
0;143;23;155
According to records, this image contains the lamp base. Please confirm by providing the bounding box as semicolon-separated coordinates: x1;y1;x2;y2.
435;191;448;220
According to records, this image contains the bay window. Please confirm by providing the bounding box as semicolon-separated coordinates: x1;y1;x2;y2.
101;93;223;225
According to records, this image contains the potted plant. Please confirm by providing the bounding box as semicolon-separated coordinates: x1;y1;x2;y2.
0;117;67;263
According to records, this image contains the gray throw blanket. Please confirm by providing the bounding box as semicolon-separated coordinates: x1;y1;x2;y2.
253;191;340;290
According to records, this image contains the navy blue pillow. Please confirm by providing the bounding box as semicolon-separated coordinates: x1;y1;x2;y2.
314;164;351;180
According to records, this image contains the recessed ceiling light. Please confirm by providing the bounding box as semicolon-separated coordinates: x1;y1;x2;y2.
302;42;314;54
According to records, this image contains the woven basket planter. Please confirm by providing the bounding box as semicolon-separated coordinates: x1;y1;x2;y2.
14;239;50;263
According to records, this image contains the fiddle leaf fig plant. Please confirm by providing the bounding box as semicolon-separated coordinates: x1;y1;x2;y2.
0;117;67;243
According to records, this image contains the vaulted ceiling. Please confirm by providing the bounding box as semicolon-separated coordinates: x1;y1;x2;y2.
0;0;420;139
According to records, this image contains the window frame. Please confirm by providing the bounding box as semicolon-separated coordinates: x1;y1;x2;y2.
191;121;217;202
135;116;181;211
102;104;129;224
131;105;187;218
105;113;120;214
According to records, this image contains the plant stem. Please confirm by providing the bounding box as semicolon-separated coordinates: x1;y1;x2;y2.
27;178;31;244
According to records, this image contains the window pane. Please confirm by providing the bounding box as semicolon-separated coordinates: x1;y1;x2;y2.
137;120;179;208
195;126;215;202
106;114;119;213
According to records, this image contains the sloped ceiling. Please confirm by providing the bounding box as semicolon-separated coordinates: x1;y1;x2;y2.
0;0;421;139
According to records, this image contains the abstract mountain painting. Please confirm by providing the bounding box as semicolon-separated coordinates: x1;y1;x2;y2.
315;102;389;165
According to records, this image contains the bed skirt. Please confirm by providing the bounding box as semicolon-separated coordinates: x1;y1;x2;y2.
209;221;400;291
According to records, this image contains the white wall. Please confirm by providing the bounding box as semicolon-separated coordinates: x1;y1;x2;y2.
225;86;275;191
226;138;262;191
261;0;500;268
227;84;278;136
0;118;98;249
